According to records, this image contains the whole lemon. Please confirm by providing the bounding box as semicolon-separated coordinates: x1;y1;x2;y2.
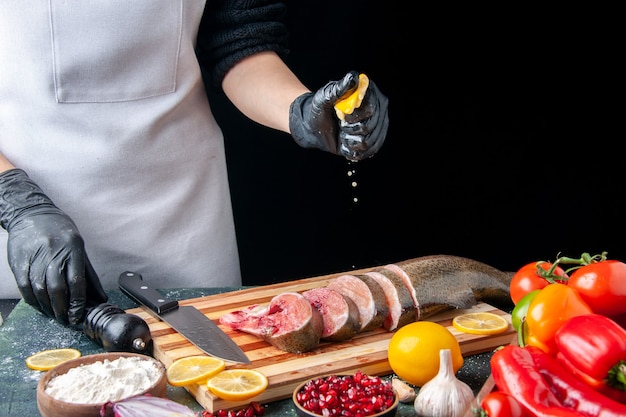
387;321;463;386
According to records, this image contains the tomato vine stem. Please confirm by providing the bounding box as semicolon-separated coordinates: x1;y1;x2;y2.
552;251;608;275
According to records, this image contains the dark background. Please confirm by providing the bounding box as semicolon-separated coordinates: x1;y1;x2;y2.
207;2;622;285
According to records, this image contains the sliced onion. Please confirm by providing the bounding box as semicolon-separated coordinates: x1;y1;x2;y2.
100;394;197;417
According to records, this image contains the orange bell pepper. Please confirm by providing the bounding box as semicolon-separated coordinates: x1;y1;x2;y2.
525;283;593;355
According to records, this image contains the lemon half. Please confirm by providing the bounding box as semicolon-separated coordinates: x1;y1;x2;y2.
334;73;369;120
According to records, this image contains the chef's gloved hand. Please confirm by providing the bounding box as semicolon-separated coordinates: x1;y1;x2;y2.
289;70;389;161
0;169;108;327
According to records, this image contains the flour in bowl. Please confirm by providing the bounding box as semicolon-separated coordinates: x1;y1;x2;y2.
44;356;162;404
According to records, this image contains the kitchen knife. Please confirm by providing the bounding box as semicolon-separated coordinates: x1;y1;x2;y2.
118;271;250;364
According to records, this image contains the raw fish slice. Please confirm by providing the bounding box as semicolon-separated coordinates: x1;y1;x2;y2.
302;287;360;342
364;270;416;331
383;263;419;313
328;274;388;332
219;292;323;353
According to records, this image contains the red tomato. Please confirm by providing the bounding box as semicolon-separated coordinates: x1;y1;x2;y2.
568;260;626;317
481;391;528;417
509;261;568;304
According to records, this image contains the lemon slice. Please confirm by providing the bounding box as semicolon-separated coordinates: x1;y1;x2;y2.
452;312;510;335
25;348;81;371
206;369;269;401
166;355;226;387
334;73;370;120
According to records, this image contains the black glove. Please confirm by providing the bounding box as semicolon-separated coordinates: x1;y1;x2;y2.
0;169;107;326
289;71;389;161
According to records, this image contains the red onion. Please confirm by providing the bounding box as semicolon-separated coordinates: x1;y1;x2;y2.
100;394;197;417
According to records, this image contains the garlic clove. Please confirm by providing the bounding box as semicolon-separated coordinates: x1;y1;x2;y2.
392;378;416;403
414;349;474;417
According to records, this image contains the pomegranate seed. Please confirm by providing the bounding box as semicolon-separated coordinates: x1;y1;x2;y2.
251;402;265;416
295;372;395;417
307;398;321;412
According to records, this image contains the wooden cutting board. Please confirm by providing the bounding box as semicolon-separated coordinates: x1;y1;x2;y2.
125;266;515;412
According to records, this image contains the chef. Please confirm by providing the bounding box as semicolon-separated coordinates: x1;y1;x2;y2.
0;1;389;327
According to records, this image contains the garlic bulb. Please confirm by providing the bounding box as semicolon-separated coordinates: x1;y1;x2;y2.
414;349;474;417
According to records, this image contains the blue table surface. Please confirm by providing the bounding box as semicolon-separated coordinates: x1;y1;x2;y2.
0;289;502;416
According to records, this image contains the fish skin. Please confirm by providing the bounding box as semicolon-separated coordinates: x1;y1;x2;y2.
393;254;514;320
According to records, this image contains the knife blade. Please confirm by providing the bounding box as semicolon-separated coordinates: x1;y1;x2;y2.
118;271;250;364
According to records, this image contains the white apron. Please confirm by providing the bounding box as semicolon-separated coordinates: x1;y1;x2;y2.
0;0;242;298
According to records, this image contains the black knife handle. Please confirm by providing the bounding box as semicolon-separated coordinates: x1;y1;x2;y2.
118;271;179;314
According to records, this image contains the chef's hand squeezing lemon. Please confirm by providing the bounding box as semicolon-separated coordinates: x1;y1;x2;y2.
289;71;389;161
334;73;370;120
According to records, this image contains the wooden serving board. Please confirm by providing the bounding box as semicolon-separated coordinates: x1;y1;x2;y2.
126;267;515;412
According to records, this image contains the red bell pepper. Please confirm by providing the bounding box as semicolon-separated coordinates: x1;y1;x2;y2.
527;345;626;417
490;345;585;417
554;313;626;403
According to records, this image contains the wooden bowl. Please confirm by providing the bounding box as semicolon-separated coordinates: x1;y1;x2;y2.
293;373;399;417
37;352;166;417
